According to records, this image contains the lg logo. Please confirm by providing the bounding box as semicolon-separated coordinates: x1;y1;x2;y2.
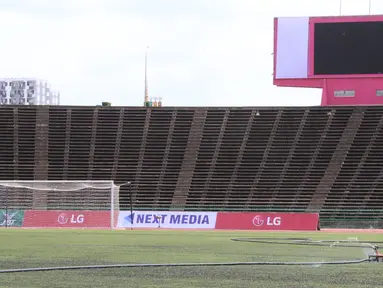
57;213;85;225
57;214;68;224
252;215;264;226
252;215;281;227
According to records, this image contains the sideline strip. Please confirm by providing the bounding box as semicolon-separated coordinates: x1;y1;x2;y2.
322;229;383;234
2;227;383;233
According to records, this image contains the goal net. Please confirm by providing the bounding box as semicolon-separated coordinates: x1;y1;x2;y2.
0;180;120;229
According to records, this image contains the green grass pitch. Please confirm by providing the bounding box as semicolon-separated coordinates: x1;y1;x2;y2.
0;229;382;288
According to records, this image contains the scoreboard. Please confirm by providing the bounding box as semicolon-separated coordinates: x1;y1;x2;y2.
273;15;383;106
0;78;60;105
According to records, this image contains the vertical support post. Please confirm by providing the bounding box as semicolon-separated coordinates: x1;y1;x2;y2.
129;183;133;231
111;183;115;230
5;187;8;228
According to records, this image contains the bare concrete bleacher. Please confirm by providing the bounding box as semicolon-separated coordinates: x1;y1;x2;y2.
0;105;382;228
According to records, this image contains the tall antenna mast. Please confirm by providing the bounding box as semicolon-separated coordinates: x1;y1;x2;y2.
369;0;372;14
339;0;342;15
144;46;149;105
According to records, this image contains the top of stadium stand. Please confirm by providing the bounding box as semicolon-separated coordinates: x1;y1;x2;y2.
0;105;380;109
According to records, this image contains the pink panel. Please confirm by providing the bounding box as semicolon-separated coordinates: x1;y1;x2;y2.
274;78;322;88
321;78;383;106
273;18;278;81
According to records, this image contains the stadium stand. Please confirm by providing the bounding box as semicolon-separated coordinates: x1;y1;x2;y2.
1;105;383;227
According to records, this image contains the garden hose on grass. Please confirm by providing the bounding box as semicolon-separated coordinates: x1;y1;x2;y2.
0;237;379;274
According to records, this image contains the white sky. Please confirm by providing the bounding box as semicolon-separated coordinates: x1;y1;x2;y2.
0;0;381;106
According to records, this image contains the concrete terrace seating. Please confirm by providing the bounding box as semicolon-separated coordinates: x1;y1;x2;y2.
0;106;37;181
322;107;383;220
0;106;37;209
131;109;194;210
0;106;17;181
0;105;382;224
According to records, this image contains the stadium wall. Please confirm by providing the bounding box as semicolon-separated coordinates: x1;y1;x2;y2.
0;210;319;231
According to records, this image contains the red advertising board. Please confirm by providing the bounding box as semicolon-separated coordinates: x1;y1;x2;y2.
23;210;111;228
215;212;319;231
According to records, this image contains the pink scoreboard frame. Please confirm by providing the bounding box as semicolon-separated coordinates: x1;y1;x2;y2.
308;15;383;79
273;15;383;106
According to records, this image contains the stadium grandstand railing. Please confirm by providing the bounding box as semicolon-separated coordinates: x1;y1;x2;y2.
0;105;382;229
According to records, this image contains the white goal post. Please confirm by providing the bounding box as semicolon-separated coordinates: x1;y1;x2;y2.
0;180;121;229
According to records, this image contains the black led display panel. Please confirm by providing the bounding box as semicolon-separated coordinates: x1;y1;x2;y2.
314;21;383;75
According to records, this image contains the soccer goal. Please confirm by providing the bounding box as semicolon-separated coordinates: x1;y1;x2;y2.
0;180;121;229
